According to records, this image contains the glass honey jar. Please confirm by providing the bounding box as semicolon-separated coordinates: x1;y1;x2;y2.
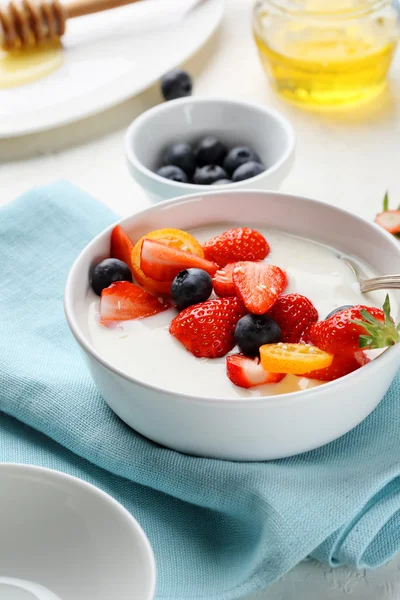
253;0;400;107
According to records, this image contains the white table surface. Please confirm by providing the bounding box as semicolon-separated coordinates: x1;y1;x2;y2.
1;0;399;597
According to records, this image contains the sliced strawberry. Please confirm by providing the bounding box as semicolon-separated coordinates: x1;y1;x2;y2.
232;261;287;315
268;294;318;343
169;297;247;359
226;354;285;389
203;228;269;267
100;281;170;324
213;263;237;297
304;353;363;382
110;225;134;270
375;210;400;235
140;239;217;282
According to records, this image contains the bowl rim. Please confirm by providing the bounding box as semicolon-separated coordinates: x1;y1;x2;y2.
64;189;400;407
124;96;296;191
0;463;157;599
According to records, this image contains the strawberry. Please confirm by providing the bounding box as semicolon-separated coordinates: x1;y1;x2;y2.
140;239;217;282
100;281;170;324
268;294;318;343
203;228;269;267
232;261;287;315
213;263;237;297
169;297;247;359
375;192;400;235
375;210;400;235
309;301;396;354
304;352;364;382
110;225;134;270
226;354;285;389
354;351;371;366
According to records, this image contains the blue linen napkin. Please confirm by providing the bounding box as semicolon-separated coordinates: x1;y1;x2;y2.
1;181;400;600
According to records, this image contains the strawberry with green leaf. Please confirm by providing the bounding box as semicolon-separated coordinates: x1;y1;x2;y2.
375;193;400;236
309;295;399;354
352;295;400;349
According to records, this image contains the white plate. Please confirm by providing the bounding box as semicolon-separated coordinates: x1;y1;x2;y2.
0;0;224;138
0;464;156;600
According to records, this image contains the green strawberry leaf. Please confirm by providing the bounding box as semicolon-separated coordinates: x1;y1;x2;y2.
359;335;373;349
351;295;400;349
359;309;382;326
383;192;389;212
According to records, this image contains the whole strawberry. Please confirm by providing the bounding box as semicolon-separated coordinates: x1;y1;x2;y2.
169;297;247;359
203;228;269;267
304;352;369;382
268;294;318;343
309;299;398;354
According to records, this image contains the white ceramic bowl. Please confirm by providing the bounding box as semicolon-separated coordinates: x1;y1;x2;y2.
65;191;400;461
124;98;295;203
0;464;156;600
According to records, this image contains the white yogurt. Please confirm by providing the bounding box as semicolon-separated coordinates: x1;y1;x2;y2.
87;227;387;399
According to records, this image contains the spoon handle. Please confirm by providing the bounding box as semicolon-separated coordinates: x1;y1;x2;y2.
360;276;400;293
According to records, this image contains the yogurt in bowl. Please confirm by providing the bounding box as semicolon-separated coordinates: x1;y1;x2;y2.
65;191;400;461
86;226;388;399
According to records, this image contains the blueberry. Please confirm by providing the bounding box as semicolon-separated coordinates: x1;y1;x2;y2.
163;143;196;177
156;165;188;183
161;69;193;101
235;314;281;357
171;268;213;309
211;179;232;185
325;305;353;319
195;136;228;167
91;258;132;296
193;165;229;185
223;146;262;175
232;161;265;182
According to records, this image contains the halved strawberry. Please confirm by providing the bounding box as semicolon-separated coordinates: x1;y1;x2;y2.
213;263;237;297
110;225;134;270
100;281;170;324
203;228;269;267
169;297;247;358
375;210;400;235
226;354;285;389
140;239;217;282
232;261;287;314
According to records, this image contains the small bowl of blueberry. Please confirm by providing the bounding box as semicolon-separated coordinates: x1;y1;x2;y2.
125;93;295;203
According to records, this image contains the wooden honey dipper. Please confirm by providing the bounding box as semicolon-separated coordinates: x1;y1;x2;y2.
0;0;141;51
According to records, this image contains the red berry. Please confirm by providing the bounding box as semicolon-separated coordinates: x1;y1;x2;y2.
226;354;285;389
169;297;247;359
232;261;287;315
268;294;318;343
140;239;217;282
100;281;170;324
203;228;269;267
309;306;384;354
375;210;400;235
304;352;366;382
213;263;237;297
110;225;134;271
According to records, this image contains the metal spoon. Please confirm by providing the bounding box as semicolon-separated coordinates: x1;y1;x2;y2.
340;255;400;293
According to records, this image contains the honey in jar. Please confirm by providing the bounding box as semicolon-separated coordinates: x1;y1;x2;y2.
253;0;400;107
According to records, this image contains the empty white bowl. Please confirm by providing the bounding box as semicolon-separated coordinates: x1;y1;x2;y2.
124;98;295;203
0;464;156;600
65;190;400;461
